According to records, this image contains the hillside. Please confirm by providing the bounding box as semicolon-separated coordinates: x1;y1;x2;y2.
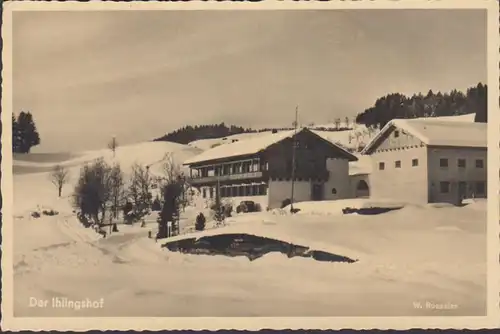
13;141;202;215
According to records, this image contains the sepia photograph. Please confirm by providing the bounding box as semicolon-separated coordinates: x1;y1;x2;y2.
2;0;499;331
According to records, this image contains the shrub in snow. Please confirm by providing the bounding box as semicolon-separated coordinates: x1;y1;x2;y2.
224;204;233;217
31;211;41;219
42;209;59;216
73;158;124;226
281;198;291;209
77;212;92;227
236;202;247;214
254;203;262;212
213;205;225;226
195;213;206;231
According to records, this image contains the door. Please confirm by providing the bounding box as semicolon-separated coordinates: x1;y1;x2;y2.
458;181;467;203
311;184;323;201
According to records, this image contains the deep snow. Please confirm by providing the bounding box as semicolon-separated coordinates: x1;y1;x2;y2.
11;129;487;317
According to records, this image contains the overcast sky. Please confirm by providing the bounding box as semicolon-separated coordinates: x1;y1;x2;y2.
13;9;486;153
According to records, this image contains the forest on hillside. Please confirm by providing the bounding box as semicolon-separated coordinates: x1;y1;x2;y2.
152;123;257;144
355;83;487;129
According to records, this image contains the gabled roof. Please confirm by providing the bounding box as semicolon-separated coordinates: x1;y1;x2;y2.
361;118;487;155
183;127;358;166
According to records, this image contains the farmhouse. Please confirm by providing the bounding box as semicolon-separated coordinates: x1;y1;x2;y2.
361;118;487;205
183;128;359;209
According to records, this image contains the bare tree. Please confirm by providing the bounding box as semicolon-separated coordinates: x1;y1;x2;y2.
160;153;194;212
50;165;69;197
160;152;182;186
127;163;153;221
108;136;118;158
108;163;125;219
345;116;350;128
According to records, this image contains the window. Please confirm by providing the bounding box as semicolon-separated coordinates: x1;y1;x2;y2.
475;159;484;168
458;159;466;168
394;130;400;138
440;181;450;193
439;158;448;168
412;159;419;167
475;181;486;195
395;160;401;168
379;162;385;170
331;188;337;195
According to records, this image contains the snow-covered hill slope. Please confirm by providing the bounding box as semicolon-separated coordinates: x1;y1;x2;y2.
13;141;202;215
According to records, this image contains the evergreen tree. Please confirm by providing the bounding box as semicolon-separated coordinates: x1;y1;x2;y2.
355;83;487;128
195;213;206;231
157;181;182;239
12;114;21;153
16;111;40;153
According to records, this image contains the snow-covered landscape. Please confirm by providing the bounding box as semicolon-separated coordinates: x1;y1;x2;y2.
6;5;495;328
12;115;487;317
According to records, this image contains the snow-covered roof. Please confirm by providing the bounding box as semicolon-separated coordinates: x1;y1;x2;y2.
361;118;487;155
183;128;357;166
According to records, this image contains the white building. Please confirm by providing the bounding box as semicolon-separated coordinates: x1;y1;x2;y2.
361;118;487;205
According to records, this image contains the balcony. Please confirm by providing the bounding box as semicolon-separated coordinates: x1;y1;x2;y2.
266;169;330;181
188;171;264;185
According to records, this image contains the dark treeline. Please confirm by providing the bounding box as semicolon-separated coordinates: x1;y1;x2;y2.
355;83;487;129
153;123;257;144
154;123;354;145
12;111;41;153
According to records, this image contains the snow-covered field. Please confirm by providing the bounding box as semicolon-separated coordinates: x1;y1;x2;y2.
12;114;486;317
13;195;487;317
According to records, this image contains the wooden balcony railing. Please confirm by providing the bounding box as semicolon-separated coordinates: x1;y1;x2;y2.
188;169;329;185
188;171;264;185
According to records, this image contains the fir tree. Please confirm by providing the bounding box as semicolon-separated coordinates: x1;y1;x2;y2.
12;114;21;153
16;111;41;153
195;213;206;231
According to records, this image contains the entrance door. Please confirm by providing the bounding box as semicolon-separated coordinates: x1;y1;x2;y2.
458;181;467;201
311;184;323;201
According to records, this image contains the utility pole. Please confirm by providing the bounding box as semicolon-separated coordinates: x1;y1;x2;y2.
290;106;299;213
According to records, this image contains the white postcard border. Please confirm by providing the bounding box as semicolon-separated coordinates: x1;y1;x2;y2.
1;0;499;331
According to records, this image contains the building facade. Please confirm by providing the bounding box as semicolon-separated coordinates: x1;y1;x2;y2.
361;119;487;205
183;128;358;209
